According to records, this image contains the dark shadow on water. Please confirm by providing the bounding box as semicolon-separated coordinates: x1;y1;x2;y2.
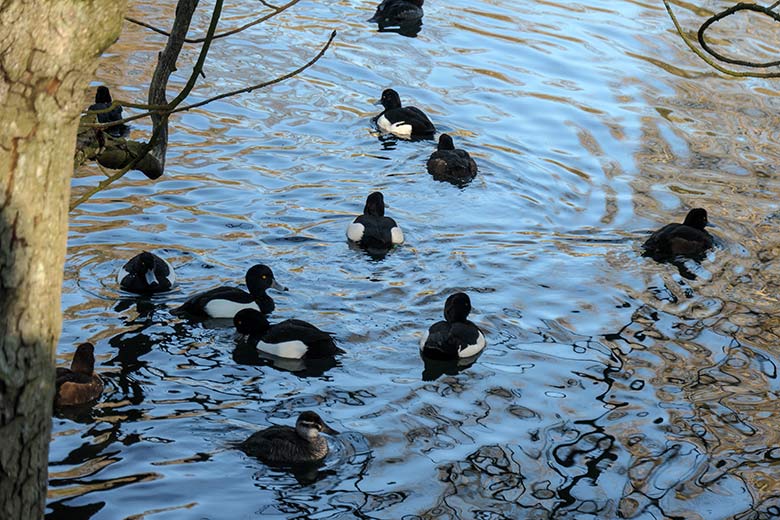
375;19;423;38
107;330;154;372
52;398;109;424
200;317;239;329
263;235;318;245
113;298;168;319
262;459;335;486
105;327;165;405
641;247;713;281
429;172;476;189
347;240;393;262
233;339;340;378
420;353;481;381
372;128;435;150
45;500;105;520
376;131;399;151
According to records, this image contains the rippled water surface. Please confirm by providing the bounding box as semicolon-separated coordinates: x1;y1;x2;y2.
51;1;780;518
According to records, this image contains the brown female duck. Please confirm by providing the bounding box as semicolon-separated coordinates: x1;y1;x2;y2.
55;342;103;407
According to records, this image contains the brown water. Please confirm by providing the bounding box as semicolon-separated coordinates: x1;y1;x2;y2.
51;1;780;518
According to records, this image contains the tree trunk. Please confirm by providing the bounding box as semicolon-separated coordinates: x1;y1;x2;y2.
0;1;127;518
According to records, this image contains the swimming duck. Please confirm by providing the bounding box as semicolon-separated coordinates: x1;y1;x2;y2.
117;251;176;294
368;0;424;24
642;208;713;262
88;86;126;137
375;88;435;140
427;134;478;186
55;343;104;407
420;292;486;360
239;411;339;464
173;264;286;319
234;308;343;359
347;192;404;251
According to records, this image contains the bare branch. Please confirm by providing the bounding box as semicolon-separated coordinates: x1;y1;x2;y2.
148;0;222;171
698;3;780;69
170;30;336;115
75;2;335;210
167;0;224;108
125;0;299;44
124;16;171;38
82;29;337;131
188;0;300;43
663;0;780;78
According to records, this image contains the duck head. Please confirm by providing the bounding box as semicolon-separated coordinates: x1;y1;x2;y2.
295;411;339;441
138;251;160;287
444;292;472;323
246;264;287;296
379;88;402;110
234;308;271;336
683;208;708;230
71;342;96;375
437;134;455;151
363;191;386;217
95;86;112;104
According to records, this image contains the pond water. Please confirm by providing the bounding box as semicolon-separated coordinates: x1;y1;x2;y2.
50;0;780;518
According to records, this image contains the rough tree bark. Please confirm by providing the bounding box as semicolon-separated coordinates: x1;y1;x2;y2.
148;0;200;172
0;1;127;518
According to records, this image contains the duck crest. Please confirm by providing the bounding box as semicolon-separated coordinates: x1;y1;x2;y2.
364;192;385;217
380;88;402;110
683;208;708;230
71;343;96;374
437;134;455;151
234;308;271;336
444;292;471;322
95;85;112;104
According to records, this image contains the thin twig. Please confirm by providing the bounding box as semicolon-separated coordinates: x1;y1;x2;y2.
85;0;300;130
698;3;780;68
74;30;335;208
124;0;299;44
167;0;224;108
187;0;299;43
169;30;336;115
124;16;171;38
662;0;780;78
84;0;222;134
82;30;337;130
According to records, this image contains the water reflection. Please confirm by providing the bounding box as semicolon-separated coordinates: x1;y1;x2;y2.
232;338;341;377
53;0;780;517
375;19;424;38
112;298;161;317
421;353;482;381
347;239;395;261
46;500;105;520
